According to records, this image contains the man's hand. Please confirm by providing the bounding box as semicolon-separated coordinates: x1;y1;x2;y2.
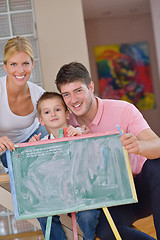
120;129;160;159
120;133;140;155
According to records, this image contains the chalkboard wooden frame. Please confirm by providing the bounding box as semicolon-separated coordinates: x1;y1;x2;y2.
6;132;137;221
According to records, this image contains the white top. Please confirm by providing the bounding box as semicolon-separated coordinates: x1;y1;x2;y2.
42;133;55;140
0;76;44;143
41;127;82;140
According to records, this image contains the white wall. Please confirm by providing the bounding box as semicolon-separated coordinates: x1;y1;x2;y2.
33;0;90;92
150;0;160;82
84;14;160;135
33;0;160;135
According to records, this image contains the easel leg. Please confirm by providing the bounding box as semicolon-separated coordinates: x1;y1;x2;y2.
58;129;78;239
71;212;78;240
45;216;52;240
103;207;122;240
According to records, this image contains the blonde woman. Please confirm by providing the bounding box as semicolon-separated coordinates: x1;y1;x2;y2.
0;36;67;240
0;36;47;165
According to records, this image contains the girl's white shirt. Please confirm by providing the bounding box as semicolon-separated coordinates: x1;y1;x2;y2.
41;127;82;140
42;133;55;140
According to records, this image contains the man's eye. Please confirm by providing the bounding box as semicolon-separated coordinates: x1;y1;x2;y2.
10;63;16;66
77;89;82;93
23;62;30;65
63;93;69;98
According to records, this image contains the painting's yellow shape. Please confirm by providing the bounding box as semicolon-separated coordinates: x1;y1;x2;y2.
94;44;120;61
136;93;155;110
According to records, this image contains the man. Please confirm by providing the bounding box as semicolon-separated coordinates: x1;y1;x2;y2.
55;61;160;240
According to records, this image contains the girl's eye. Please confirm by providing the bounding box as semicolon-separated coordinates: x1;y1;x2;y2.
44;111;49;114
55;108;61;112
23;62;30;65
10;63;16;66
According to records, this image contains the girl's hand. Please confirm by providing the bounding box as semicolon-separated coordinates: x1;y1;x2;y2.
81;125;91;134
0;136;15;152
29;133;41;142
67;126;82;137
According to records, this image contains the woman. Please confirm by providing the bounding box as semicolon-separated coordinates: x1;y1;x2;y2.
0;36;47;166
0;36;66;240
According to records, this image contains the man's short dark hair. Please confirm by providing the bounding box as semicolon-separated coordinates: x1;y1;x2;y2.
55;62;92;92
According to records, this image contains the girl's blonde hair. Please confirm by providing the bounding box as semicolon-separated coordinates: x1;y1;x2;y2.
4;36;34;64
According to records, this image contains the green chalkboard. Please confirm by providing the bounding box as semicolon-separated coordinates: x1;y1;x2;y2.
6;132;137;220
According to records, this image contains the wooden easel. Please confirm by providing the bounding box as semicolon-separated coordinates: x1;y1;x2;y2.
45;216;52;240
6;130;138;240
103;207;122;239
17;128;122;240
45;208;122;240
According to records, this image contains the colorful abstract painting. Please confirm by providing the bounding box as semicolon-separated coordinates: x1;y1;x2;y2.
94;42;155;110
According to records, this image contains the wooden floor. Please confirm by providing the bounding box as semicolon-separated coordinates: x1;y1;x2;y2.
0;215;156;240
0;230;44;240
134;215;157;239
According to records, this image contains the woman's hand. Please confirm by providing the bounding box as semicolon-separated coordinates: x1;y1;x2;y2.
0;136;15;152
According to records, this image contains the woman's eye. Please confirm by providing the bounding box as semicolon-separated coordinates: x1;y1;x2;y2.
10;63;16;66
23;62;30;65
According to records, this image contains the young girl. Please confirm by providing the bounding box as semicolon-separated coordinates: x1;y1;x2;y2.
30;91;90;240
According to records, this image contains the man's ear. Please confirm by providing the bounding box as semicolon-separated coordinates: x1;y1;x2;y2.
66;110;70;120
89;81;94;93
38;117;44;126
